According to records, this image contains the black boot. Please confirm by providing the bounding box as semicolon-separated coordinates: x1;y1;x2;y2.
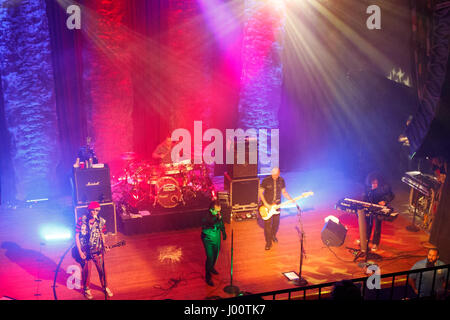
211;268;219;275
205;273;214;286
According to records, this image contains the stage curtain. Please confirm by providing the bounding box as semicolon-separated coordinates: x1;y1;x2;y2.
44;0;86;194
406;0;450;156
0;0;61;201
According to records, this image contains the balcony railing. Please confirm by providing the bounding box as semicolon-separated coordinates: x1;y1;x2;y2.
230;264;449;300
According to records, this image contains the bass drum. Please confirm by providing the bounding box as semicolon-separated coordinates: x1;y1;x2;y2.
156;176;183;208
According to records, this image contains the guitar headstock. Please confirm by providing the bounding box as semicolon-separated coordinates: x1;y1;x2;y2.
302;191;314;197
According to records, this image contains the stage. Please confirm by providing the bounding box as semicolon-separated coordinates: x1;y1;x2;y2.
0;169;431;300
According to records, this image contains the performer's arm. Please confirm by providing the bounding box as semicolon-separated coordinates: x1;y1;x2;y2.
75;218;86;260
75;233;86;260
219;218;227;240
259;187;271;208
282;188;293;201
101;223;108;252
381;185;395;205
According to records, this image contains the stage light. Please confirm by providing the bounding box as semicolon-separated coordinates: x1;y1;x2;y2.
40;225;72;241
324;215;339;224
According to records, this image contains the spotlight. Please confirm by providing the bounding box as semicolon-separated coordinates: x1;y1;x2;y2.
40;225;72;241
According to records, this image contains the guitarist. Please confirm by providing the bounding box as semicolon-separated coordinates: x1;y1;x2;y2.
74;201;113;299
259;167;295;250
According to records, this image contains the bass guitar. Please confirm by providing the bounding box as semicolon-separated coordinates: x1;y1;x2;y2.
259;191;314;221
72;240;126;264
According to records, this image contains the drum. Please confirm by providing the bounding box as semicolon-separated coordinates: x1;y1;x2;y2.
142;164;162;185
163;163;181;175
177;159;194;172
156;176;183;208
127;174;144;185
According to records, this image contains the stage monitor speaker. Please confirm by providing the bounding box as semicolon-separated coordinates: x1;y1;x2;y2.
75;202;117;235
73;166;112;205
224;174;259;207
321;220;347;247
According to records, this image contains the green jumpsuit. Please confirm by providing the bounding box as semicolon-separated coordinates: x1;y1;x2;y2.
201;209;227;281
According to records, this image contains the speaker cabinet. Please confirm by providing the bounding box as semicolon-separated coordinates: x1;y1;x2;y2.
226;163;258;179
226;136;258;179
73;166;112;205
224;173;259;208
75;202;117;235
321;220;347;247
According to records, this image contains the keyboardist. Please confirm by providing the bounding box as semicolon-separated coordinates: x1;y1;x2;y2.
362;172;395;251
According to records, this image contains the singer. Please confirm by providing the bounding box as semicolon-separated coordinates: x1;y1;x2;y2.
200;200;227;286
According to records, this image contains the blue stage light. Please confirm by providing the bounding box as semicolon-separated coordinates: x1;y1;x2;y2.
40;225;72;241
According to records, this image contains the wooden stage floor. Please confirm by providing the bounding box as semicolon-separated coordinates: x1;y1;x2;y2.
0;169;431;300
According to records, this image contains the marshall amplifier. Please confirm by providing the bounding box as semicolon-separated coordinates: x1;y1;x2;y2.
75;202;117;235
73;166;112;205
226;136;258;179
226;162;258;179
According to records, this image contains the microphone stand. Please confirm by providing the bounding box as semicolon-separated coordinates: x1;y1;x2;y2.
224;212;240;295
293;205;308;286
100;233;108;300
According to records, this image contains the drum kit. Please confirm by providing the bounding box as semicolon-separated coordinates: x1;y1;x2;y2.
112;152;214;209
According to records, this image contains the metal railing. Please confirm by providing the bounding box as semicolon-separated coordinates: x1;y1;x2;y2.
231;264;450;300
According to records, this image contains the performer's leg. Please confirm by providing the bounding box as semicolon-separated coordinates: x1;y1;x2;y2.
264;218;273;247
272;214;280;240
212;237;220;267
93;254;107;289
372;217;382;246
202;234;215;281
81;259;92;290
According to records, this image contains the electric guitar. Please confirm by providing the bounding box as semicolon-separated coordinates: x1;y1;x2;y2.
72;240;126;264
259;191;314;221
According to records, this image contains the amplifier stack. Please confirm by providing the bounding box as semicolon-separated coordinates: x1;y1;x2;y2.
72;165;117;235
223;137;260;222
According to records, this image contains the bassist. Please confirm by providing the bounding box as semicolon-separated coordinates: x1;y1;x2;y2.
74;201;114;299
259;168;295;251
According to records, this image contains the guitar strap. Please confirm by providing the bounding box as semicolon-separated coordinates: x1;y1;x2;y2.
273;179;277;204
272;179;281;213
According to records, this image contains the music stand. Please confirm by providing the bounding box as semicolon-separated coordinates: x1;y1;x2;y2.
100;235;108;300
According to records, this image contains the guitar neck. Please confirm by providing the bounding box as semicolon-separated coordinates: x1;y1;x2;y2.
275;193;311;209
